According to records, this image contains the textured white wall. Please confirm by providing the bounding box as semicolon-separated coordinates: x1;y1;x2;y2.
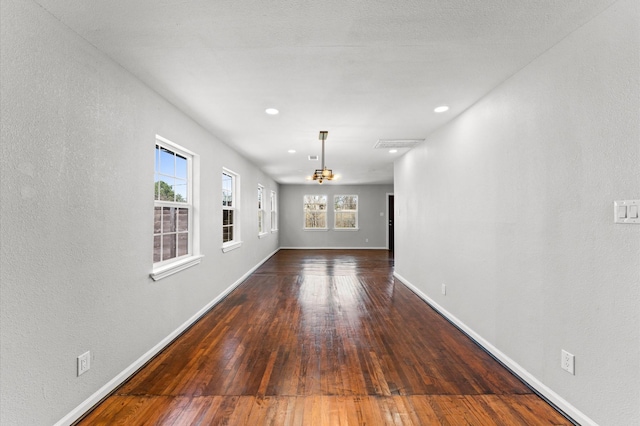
0;0;279;424
279;184;393;248
394;0;639;424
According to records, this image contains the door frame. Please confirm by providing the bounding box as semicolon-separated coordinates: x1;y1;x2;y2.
386;193;394;250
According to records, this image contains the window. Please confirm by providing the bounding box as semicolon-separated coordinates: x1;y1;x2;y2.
270;190;278;232
152;135;201;281
257;184;267;237
334;195;358;229
304;195;328;229
222;168;241;252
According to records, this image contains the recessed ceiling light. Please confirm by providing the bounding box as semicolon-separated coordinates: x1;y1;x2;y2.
265;108;279;115
288;149;296;153
434;105;449;113
389;149;398;153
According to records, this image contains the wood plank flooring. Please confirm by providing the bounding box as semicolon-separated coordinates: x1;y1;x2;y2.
76;250;571;425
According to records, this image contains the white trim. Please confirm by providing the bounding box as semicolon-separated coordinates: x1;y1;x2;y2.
302;228;329;232
303;194;328;230
156;134;197;156
150;255;204;281
333;194;358;230
222;240;243;253
270;190;278;232
258;232;269;239
257;184;266;235
393;271;597;426
153;136;201;271
279;246;388;250
55;249;280;426
222;168;241;248
386;192;393;250
332;228;359;231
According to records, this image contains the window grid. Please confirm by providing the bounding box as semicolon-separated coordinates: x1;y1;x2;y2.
270;190;278;232
304;195;328;229
334;195;358;229
154;141;192;264
258;185;266;235
222;172;235;244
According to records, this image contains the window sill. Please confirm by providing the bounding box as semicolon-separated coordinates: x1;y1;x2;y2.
150;255;204;281
222;241;243;253
258;232;269;239
303;228;329;231
334;228;359;231
271;229;278;233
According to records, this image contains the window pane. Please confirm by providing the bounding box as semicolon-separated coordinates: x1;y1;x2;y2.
154;207;162;234
154;176;160;201
155;145;161;172
223;225;234;243
177;208;189;232
346;196;357;210
223;209;234;226
163;207;176;233
157;178;176;201
177;233;188;256
305;211;326;228
336;212;356;228
223;190;232;207
160;147;175;176
335;195;357;211
153;236;161;263
174;178;188;202
222;173;232;191
175;154;187;179
162;234;176;261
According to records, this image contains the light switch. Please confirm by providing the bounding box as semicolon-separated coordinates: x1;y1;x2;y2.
614;200;640;224
618;205;628;218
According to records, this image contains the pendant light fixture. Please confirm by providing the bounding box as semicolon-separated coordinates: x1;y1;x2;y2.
311;131;334;184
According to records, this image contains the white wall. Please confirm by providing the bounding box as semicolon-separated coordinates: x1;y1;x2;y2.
0;0;279;424
280;184;393;249
394;0;639;424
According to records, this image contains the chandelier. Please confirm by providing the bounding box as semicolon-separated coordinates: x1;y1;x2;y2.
312;131;334;184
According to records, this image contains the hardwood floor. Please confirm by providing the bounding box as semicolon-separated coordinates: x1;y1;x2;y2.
77;250;571;425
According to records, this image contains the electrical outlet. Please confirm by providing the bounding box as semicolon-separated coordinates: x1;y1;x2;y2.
441;283;446;295
365;238;369;243
77;351;91;376
561;350;574;375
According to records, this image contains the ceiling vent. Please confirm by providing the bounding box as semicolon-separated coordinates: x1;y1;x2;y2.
374;139;424;149
308;155;319;161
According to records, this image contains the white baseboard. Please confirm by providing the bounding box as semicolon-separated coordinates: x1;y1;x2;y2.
55;249;280;426
279;246;388;250
393;271;597;426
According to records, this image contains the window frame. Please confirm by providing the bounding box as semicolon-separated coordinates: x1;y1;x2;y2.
303;194;329;230
257;184;268;238
270;190;278;233
222;168;242;252
333;194;359;230
151;135;202;281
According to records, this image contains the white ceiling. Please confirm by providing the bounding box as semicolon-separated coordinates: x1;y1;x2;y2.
35;0;615;185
